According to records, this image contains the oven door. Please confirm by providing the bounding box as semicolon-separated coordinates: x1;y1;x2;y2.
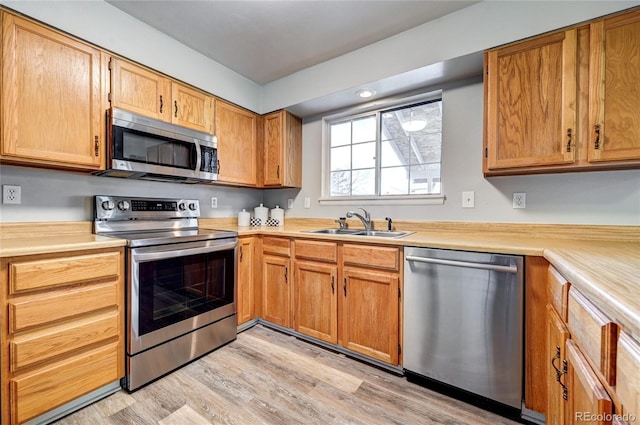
128;238;237;355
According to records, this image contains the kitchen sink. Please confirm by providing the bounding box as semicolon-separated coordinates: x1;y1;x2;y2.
305;229;412;238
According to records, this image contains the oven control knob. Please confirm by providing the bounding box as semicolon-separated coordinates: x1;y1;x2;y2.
117;200;130;211
101;200;115;211
178;202;187;211
188;202;198;211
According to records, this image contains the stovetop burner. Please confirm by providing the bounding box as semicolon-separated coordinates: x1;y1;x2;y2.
93;195;237;247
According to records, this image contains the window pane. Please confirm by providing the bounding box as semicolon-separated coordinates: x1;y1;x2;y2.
409;163;441;194
330;171;351;196
380;166;409;195
330;146;351;171
411;133;442;164
352;116;376;143
381;138;409;167
352;142;376;169
330;122;351;147
351;169;375;195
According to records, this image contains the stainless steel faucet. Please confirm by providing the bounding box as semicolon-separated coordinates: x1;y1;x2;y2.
335;217;347;229
346;208;372;231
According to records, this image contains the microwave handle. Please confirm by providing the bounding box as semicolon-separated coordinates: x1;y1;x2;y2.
194;140;202;173
132;240;237;262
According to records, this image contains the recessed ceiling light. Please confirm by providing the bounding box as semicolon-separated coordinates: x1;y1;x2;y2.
356;89;376;98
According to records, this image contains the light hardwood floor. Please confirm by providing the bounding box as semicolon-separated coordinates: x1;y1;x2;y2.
54;325;520;425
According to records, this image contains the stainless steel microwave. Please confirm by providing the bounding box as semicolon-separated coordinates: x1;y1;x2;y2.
95;108;217;183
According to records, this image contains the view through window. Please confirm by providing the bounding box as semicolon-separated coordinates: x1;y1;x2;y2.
328;99;442;198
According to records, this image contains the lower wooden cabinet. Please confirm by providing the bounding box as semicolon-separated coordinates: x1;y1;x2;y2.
261;237;292;328
548;305;570;425
236;236;256;325
0;248;125;425
342;267;399;364
294;260;338;344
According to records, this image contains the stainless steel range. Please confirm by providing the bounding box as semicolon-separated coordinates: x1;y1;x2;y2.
94;195;238;391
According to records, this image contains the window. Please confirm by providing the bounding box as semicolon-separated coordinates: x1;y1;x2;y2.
325;96;443;202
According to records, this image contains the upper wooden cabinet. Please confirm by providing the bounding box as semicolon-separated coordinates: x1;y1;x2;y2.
110;57;214;134
263;110;302;188
215;100;258;185
1;13;104;170
484;29;577;172
484;8;640;176
588;9;640;163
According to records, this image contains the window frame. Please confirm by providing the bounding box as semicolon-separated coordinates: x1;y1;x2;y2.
320;90;446;206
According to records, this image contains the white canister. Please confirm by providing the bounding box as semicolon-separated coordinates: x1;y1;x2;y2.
270;205;284;226
254;203;269;223
238;209;250;227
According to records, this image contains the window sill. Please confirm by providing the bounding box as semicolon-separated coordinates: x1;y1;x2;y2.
318;195;446;206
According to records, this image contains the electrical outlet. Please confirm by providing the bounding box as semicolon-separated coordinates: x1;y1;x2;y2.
287;198;294;209
3;185;21;204
512;192;526;209
462;191;475;208
210;197;218;208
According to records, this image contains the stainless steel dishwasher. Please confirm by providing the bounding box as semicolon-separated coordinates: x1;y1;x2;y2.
403;247;524;411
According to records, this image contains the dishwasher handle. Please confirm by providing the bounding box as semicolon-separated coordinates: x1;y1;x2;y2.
405;255;518;274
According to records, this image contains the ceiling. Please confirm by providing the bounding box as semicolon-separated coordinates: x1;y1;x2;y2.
106;0;479;85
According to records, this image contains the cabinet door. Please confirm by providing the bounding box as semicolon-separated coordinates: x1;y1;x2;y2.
262;254;290;328
237;237;255;325
485;29;577;171
1;14;103;170
171;83;214;134
110;57;171;121
294;261;338;344
565;339;613;425
548;305;570;425
342;267;399;364
215;100;257;185
588;9;640;163
263;111;284;186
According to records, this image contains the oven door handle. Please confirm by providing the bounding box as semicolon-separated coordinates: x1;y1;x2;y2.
131;239;237;262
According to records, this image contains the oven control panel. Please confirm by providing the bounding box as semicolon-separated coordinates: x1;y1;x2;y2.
95;195;200;220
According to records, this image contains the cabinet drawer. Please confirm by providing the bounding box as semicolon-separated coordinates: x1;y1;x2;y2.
567;287;617;385
616;331;640;418
343;244;399;271
9;252;120;294
262;237;291;257
10;311;119;372
295;240;337;263
9;282;118;333
10;342;120;424
548;266;570;321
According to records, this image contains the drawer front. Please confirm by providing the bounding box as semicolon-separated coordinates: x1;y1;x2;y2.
343;244;399;271
10;342;120;424
616;331;640;418
567;287;617;385
295;240;337;263
10;311;119;372
548;266;570;321
9;282;119;333
262;237;291;257
10;252;120;294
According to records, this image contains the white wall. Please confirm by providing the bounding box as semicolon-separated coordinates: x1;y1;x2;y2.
264;81;640;225
0;165;263;222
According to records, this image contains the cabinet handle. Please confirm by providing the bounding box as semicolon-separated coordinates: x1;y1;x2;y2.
594;124;601;150
276;165;280;179
160;95;164;113
284;266;288;284
174;100;178;117
239;246;243;262
331;276;335;294
343;277;347;296
566;128;572;153
217;160;221;174
551;346;569;400
94;136;99;157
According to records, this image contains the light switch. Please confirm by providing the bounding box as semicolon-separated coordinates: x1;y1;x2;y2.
304;197;311;208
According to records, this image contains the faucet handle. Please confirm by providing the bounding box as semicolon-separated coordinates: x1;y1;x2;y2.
335;217;347;229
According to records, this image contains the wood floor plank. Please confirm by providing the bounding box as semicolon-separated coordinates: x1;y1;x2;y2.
53;325;520;425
